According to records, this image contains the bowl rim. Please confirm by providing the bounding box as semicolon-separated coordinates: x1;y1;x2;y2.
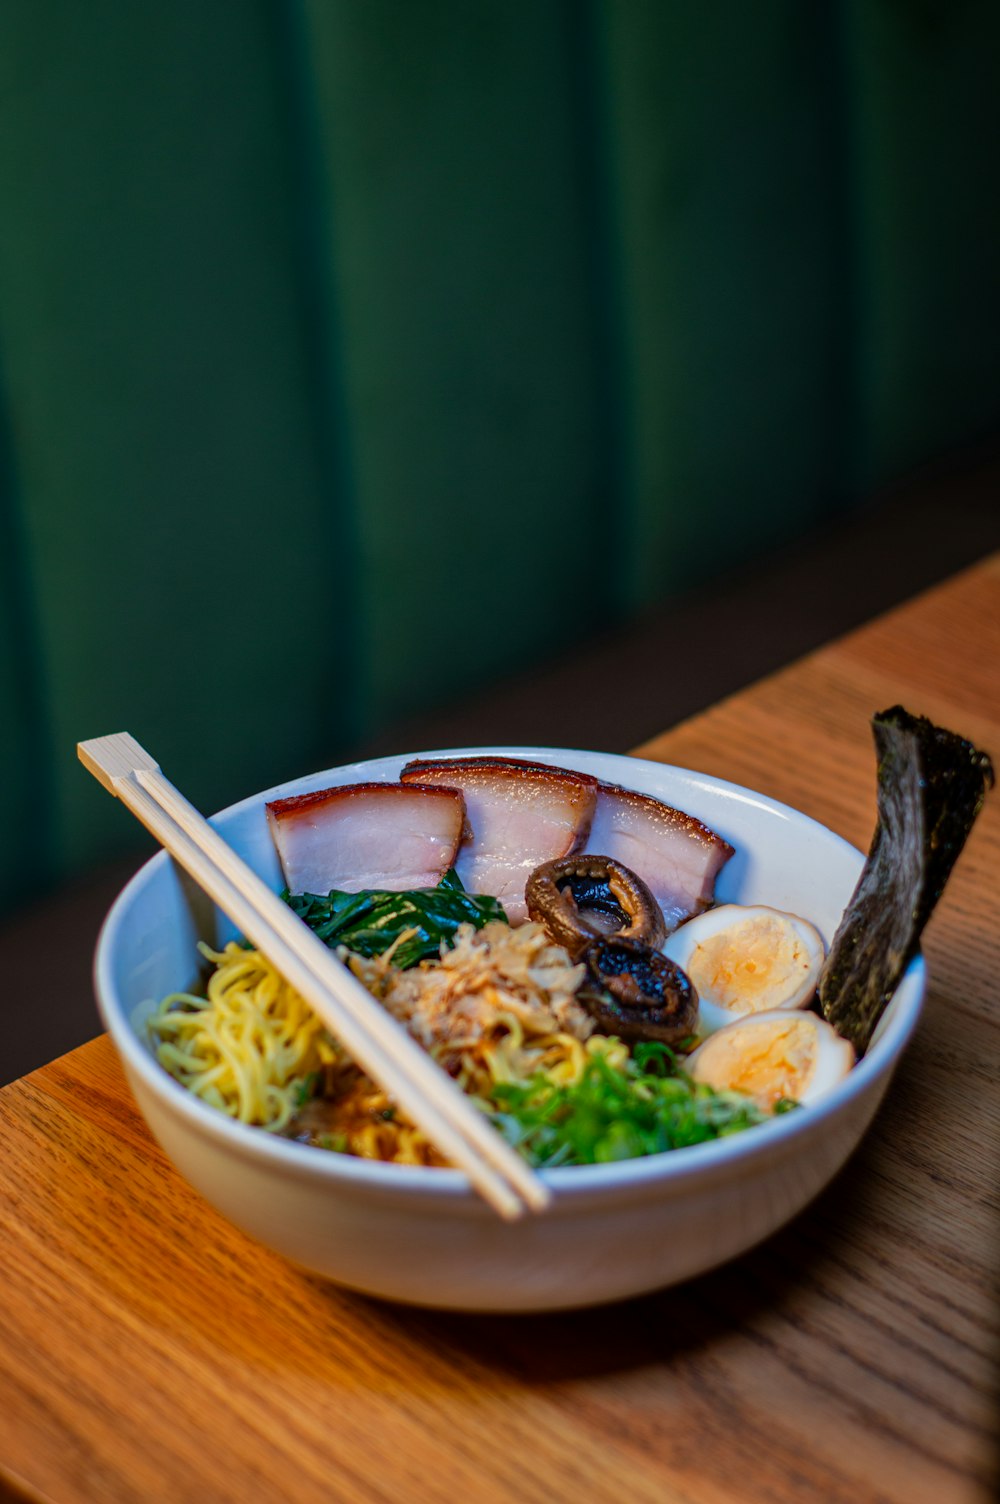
94;745;926;1202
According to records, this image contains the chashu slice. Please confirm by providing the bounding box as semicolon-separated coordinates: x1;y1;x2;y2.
266;781;466;895
585;782;734;933
399;756;598;922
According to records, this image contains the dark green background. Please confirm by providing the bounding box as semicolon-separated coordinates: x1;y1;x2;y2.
1;1;998;911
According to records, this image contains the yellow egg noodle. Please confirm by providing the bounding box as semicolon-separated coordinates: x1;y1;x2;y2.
149;942;336;1132
147;923;625;1165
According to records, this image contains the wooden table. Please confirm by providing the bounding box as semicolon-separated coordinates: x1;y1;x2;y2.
2;557;997;1504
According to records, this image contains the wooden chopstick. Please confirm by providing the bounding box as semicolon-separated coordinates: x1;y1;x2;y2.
79;732;551;1221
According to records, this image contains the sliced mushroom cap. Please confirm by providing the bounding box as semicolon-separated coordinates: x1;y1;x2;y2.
525;855;666;959
581;937;698;1046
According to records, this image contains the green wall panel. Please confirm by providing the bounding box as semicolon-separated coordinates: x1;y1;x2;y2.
0;370;53;907
845;0;1000;486
0;2;358;878
303;0;611;728
599;1;851;605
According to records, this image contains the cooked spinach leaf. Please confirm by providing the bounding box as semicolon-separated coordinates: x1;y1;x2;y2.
284;869;507;970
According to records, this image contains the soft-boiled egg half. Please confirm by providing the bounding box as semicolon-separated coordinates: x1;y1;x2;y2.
687;1010;855;1110
663;903;826;1036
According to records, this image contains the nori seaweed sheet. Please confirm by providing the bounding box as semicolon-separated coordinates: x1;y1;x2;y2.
818;706;993;1054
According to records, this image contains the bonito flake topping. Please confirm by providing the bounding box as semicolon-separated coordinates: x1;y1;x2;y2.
343;920;594;1052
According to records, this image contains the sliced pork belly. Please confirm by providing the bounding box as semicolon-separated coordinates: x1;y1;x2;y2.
266;782;466;895
585;782;734;933
400;756;598;922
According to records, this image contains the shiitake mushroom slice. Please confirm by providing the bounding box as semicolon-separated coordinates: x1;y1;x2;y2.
580;937;698;1046
819;705;993;1054
525;855;666;959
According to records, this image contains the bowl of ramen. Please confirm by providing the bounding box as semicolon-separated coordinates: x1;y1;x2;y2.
94;744;930;1311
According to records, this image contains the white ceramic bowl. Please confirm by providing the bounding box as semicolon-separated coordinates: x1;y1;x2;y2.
94;747;925;1312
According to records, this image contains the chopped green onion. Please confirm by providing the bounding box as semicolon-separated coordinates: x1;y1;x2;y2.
487;1048;776;1167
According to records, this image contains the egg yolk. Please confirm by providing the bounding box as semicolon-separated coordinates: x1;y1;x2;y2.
687;914;812;1014
693;1017;817;1108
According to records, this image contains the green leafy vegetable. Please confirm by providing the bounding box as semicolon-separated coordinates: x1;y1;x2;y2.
487;1042;772;1167
294;1071;322;1108
284;869;507;970
317;1132;349;1154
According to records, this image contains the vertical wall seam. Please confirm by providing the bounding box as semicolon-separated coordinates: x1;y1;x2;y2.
572;0;635;618
268;0;368;751
827;0;867;509
0;344;57;895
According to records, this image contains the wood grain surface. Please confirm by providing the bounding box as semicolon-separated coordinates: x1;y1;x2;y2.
2;557;998;1504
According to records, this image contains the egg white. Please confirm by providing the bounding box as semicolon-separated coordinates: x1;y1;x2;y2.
687;1009;855;1110
664;903;825;1037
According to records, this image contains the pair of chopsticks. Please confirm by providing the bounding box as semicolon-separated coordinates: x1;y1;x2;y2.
78;733;550;1221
